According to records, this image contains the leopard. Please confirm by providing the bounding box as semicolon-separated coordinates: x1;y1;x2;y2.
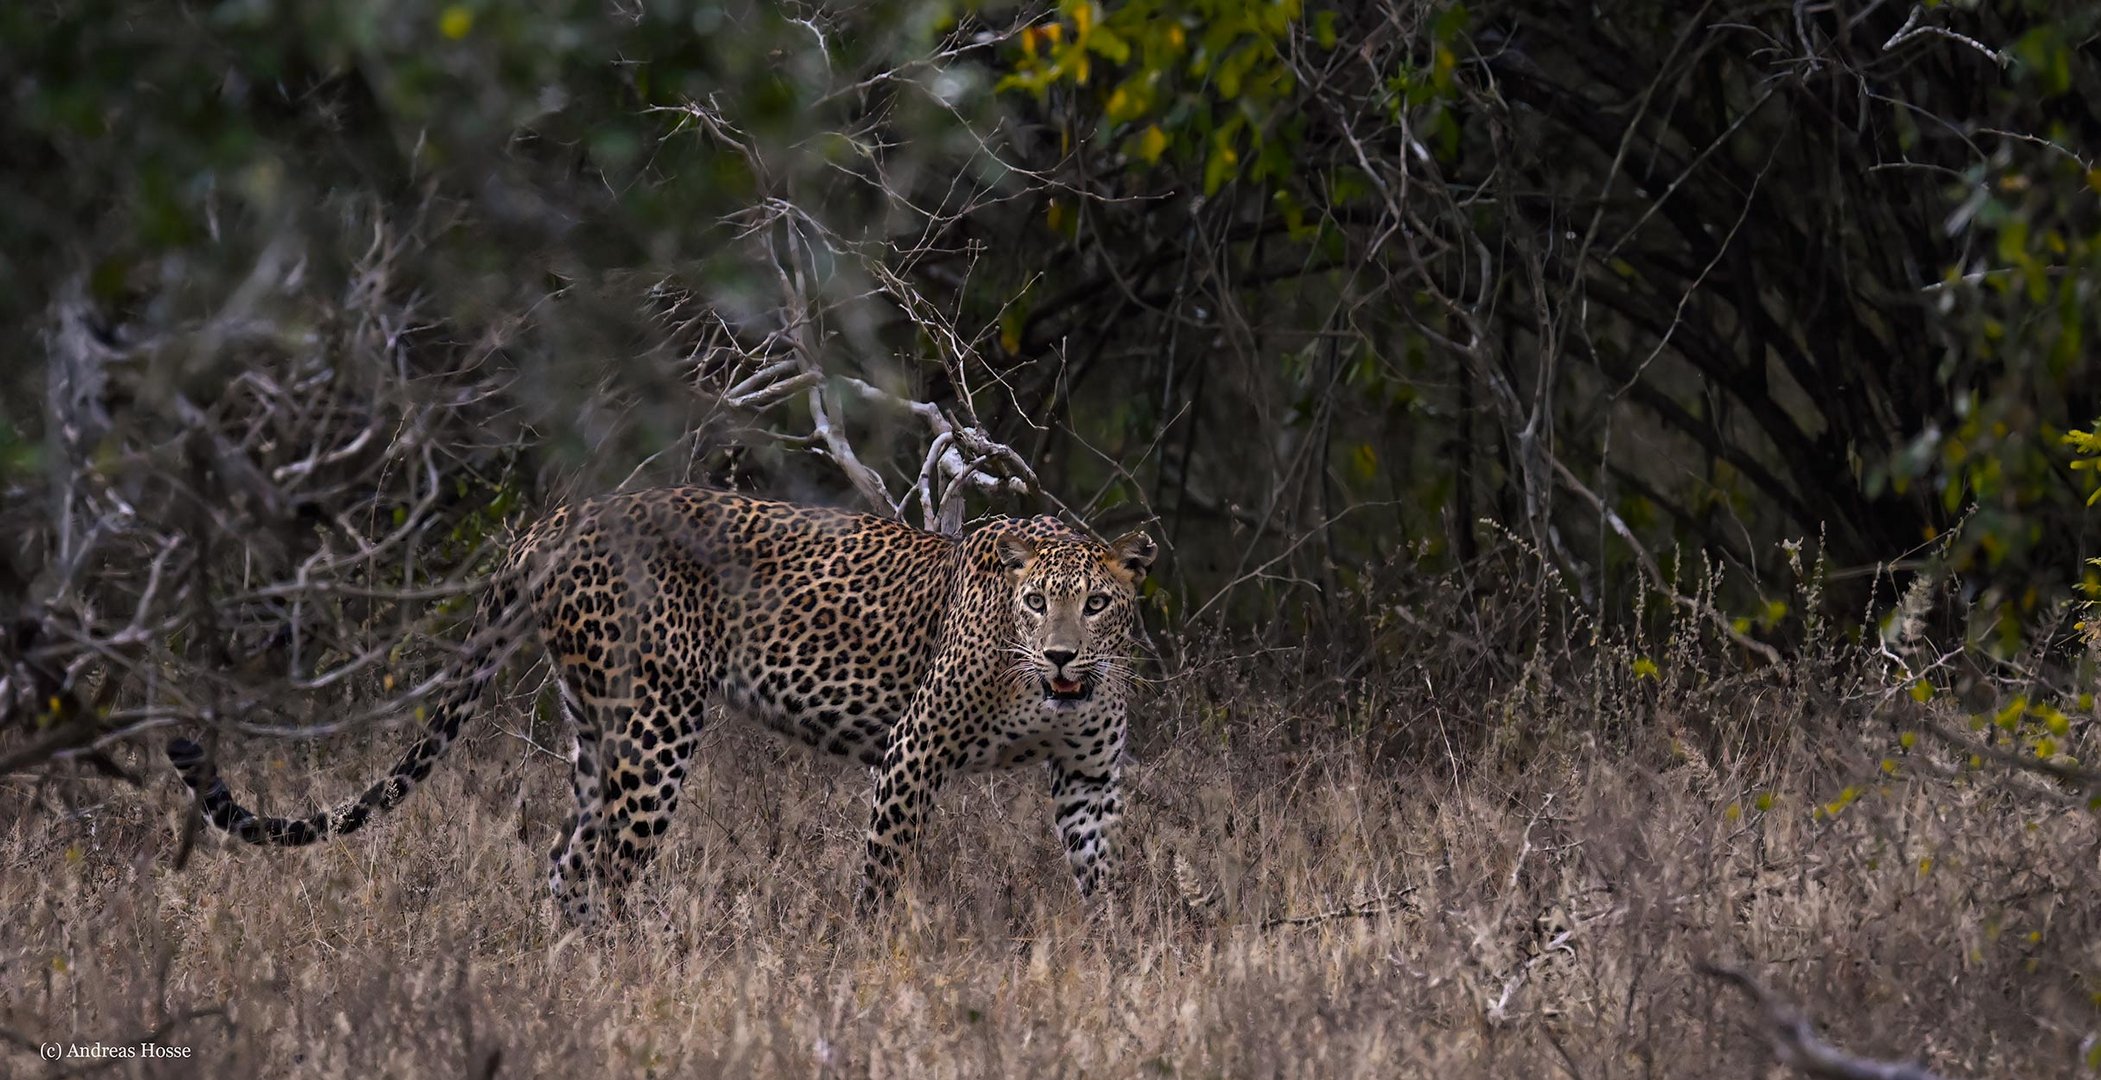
166;486;1157;923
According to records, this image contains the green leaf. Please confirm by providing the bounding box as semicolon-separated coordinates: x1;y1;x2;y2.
1314;11;1338;49
1203;136;1239;195
1135;124;1169;164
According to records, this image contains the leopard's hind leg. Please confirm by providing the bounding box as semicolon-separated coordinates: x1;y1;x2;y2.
591;692;699;907
547;670;703;924
547;670;610;924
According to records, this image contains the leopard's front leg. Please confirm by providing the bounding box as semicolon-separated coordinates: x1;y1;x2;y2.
858;712;955;910
1048;743;1124;897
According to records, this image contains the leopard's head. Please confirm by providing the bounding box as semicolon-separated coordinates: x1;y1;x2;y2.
1000;529;1157;711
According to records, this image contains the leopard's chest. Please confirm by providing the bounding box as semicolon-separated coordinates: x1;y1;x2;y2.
947;691;1124;773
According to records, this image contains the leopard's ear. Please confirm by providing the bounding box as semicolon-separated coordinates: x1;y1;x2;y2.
997;534;1039;575
1108;531;1158;581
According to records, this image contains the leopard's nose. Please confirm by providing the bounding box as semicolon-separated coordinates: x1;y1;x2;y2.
1043;648;1077;669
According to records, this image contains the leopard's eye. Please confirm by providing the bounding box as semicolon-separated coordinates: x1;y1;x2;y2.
1024;592;1046;612
1083;594;1110;615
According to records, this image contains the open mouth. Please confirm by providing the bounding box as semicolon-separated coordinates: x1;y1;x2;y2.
1041;675;1091;703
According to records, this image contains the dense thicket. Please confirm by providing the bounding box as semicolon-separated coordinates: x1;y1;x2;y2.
3;1;2099;765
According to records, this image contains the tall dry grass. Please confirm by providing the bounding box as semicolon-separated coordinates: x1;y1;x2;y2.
5;566;2100;1077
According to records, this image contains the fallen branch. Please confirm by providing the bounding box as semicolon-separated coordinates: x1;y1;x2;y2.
1698;963;1946;1080
1258;887;1419;931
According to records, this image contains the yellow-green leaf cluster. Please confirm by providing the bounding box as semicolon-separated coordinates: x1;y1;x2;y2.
998;0;1362;196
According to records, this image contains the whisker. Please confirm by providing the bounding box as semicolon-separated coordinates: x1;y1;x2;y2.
1094;657;1163;688
1002;657;1042;690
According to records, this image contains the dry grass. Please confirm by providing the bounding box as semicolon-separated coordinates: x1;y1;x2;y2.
5;629;2101;1078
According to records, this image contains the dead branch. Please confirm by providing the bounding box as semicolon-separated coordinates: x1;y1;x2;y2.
1915;716;2101;797
1;204;522;780
1698;963;1947;1080
682;205;1038;534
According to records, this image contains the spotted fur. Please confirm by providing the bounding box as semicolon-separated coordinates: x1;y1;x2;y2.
166;487;1156;922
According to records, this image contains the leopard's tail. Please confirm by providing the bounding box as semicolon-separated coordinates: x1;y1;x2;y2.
166;578;525;847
